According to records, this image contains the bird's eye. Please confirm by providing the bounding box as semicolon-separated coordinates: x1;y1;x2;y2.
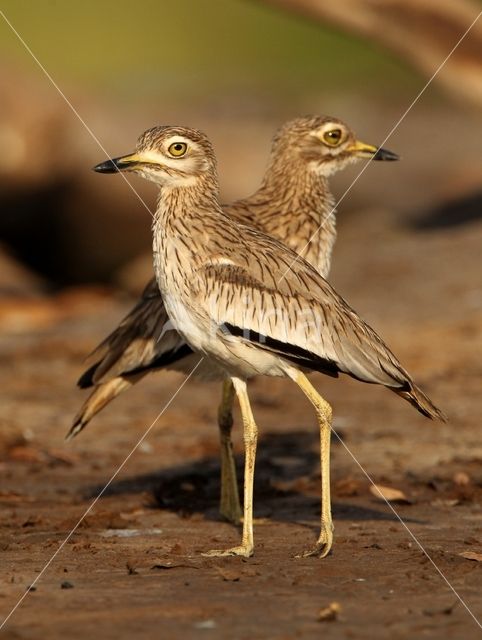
168;142;187;157
322;129;343;146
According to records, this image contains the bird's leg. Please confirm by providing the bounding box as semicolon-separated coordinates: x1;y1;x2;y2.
288;370;333;558
203;377;257;558
218;379;242;524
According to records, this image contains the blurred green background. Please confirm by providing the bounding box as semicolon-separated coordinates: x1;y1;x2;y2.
0;0;419;100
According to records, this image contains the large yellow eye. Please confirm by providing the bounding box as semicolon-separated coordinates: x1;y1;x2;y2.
168;142;187;157
322;129;343;146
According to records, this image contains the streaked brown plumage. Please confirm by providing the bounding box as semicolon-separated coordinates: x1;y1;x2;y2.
92;125;444;558
72;116;397;525
73;116;396;432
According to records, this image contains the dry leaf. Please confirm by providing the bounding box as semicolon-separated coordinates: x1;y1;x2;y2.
317;602;341;622
459;551;482;562
431;498;459;508
370;484;412;504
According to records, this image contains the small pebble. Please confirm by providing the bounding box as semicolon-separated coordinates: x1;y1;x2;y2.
61;581;74;589
318;602;341;622
194;620;216;629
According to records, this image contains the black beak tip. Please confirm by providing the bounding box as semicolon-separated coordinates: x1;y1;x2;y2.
373;147;400;162
93;159;119;174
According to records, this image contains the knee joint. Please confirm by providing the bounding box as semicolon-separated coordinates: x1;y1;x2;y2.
243;431;258;447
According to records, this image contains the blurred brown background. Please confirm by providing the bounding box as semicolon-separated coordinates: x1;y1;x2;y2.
1;0;481;291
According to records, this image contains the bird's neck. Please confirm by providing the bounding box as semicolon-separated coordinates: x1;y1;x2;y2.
151;177;221;290
238;159;337;278
153;176;219;230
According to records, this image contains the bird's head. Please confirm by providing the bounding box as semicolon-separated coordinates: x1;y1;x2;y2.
93;126;216;187
272;116;399;176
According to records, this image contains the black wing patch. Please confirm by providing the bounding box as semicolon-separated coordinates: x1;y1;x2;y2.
77;344;194;388
77;362;100;389
129;343;194;376
221;323;340;378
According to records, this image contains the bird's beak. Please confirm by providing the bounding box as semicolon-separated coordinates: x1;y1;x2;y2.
347;140;399;161
93;152;144;173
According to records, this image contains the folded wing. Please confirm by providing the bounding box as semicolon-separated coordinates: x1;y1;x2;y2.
197;234;444;421
78;278;191;388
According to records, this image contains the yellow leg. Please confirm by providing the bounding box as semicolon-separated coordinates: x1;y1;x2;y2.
288;369;333;558
203;377;257;558
218;379;242;524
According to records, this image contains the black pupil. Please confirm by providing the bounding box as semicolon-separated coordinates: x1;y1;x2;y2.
329;131;340;139
174;144;183;151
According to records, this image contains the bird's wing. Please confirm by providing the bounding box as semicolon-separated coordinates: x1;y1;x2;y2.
196;237;412;390
195;224;444;421
78;277;191;388
76;198;251;390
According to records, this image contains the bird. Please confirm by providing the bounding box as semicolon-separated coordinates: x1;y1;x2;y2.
91;125;445;559
71;116;398;526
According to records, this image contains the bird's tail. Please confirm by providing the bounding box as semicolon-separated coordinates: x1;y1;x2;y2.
67;376;140;440
392;382;447;422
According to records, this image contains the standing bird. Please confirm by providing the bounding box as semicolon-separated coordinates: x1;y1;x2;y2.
92;126;445;558
71;117;397;524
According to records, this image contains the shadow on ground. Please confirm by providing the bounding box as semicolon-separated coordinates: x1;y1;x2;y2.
86;430;422;527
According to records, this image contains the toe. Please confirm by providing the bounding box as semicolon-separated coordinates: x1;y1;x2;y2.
202;545;253;558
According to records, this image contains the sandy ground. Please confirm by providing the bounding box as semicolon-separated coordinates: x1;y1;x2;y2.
0;208;481;639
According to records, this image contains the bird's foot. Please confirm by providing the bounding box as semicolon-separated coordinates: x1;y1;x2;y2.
202;544;253;558
296;525;333;559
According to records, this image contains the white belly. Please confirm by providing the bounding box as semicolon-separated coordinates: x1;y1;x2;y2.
162;287;287;381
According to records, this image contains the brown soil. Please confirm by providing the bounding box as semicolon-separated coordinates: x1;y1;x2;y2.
0;209;481;639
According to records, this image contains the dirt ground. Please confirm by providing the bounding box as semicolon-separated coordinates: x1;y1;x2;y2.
0;208;481;639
